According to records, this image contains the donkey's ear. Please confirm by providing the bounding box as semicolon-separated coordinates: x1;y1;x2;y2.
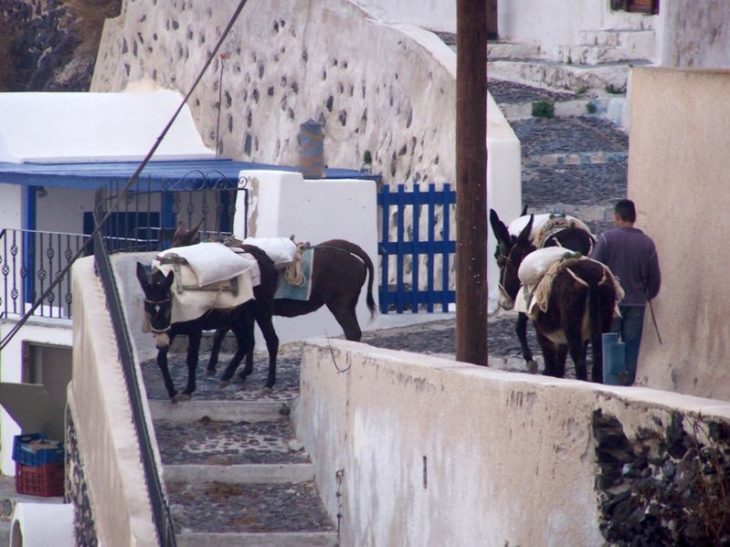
489;209;511;245
517;214;534;243
171;218;203;247
136;262;150;291
163;270;175;289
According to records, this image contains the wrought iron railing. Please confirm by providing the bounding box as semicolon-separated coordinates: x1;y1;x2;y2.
92;207;177;546
0;228;89;319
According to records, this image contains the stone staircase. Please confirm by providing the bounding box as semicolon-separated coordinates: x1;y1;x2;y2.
143;346;338;546
488;78;629;234
487;26;656;97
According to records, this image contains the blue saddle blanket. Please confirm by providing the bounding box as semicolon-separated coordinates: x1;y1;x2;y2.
274;247;314;301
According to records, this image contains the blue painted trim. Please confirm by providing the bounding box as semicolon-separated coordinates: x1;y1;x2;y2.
23;186;38;305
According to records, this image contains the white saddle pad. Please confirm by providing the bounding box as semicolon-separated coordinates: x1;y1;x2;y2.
243;237;297;267
152;243;260;324
156;242;257;287
508;213;582;237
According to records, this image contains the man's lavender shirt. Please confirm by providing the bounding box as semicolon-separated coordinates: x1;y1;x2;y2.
590;226;661;306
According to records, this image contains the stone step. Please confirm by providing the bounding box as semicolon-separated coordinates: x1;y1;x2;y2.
164;463;315;484
555;44;646;65
578;28;656;55
525;150;627;167
487;40;542;60
176;530;338;547
488;58;651;94
167;480;336;542
148;399;292;423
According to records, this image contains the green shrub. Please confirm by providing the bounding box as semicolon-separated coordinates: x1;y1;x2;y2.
532;101;555;119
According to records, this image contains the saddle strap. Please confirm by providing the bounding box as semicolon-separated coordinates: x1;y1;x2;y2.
283;243;309;287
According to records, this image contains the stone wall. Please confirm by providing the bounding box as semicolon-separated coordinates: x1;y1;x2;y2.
91;0;457;187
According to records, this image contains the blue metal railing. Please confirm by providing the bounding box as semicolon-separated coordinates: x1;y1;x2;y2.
377;183;456;313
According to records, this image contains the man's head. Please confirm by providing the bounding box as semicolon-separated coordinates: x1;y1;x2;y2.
614;199;636;226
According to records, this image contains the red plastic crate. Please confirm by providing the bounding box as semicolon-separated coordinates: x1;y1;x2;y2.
15;462;64;497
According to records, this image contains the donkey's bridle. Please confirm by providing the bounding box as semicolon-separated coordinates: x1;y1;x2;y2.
495;251;516;305
144;297;172;334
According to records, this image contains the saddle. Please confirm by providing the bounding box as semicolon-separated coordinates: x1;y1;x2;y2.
531;215;593;249
515;249;623;320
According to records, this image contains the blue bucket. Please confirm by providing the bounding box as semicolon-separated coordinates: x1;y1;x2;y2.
602;332;626;385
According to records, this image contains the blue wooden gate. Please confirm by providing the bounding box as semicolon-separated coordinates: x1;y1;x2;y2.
377;183;456;313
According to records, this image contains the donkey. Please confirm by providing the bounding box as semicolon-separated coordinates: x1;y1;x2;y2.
171;223;376;376
136;242;278;402
490;211;617;382
490;208;595;372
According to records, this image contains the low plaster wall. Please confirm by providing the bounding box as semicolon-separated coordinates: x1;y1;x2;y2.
67;256;158;545
293;340;730;546
628;67;730;401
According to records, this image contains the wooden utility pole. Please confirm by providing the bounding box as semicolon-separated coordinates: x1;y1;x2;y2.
487;0;499;40
455;0;488;365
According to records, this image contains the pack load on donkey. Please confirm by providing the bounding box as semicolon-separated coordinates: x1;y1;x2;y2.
490;208;596;371
137;238;279;402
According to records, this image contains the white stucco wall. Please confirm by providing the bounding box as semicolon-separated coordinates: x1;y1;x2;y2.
35;187;96;234
293;339;730;546
0;184;23;230
628;67;730;401
661;0;730;68
0;320;72;475
487;94;521;313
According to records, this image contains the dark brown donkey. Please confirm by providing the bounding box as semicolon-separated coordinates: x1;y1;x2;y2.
136;241;279;402
490;212;618;382
171;224;376;377
490;208;595;372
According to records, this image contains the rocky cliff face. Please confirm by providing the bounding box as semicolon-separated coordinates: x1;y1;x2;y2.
0;0;120;91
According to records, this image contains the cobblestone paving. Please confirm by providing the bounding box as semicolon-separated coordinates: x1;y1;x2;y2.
488;78;576;103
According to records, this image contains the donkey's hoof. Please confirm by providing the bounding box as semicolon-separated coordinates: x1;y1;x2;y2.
205;368;217;377
170;395;179;404
262;386;274;394
219;380;230;389
526;360;538;374
178;393;192;402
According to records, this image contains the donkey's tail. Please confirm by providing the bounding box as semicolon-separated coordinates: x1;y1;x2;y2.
588;271;608;383
355;247;377;319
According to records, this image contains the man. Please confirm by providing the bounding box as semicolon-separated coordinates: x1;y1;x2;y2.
591;199;661;385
